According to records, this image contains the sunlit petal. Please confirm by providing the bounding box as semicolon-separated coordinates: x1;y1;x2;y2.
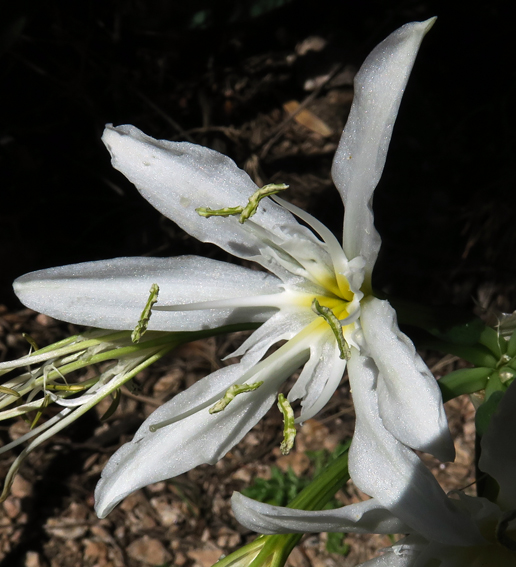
332;19;436;281
95;351;275;518
103;125;301;260
231;492;410;535
360;297;454;462
14;256;281;331
288;333;347;423
347;349;481;546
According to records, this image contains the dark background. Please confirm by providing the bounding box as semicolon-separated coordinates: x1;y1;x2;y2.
2;0;515;314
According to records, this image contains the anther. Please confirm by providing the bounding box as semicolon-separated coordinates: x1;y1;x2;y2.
209;382;264;414
196;183;288;224
311;298;351;360
277;393;296;455
132;283;159;343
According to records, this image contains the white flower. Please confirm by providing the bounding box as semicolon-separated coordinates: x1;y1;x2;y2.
231;377;516;566
13;19;451;518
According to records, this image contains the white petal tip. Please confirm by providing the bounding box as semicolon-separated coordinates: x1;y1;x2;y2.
422;16;437;33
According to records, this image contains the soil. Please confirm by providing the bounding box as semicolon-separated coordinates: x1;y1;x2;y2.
1;1;515;566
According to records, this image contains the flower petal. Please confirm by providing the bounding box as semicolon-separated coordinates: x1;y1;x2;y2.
102;125;300;260
231;492;411;535
14;256;281;331
228;308;314;359
478;379;516;510
96;315;315;517
361;297;454;462
332;19;436;280
95;353;276;518
288;331;347;423
347;349;482;546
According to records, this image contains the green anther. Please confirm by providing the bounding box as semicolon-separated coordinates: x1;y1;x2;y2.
22;333;39;352
45;380;97;392
209;381;263;414
196;183;289;224
277;393;296;455
131;283;159;343
195;205;244;218
100;388;121;421
0;386;20;398
239;183;289;223
30;394;50;430
311;298;350;360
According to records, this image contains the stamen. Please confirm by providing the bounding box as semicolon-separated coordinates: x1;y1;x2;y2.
100;389;121;421
30;394;50;429
209;382;264;414
311;298;351;360
131;283;159;343
196;205;243;219
277;393;296;455
196;183;288;224
22;334;39;352
0;386;20;398
273;195;352;299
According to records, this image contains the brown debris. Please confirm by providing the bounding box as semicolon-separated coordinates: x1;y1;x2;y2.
126;536;172;565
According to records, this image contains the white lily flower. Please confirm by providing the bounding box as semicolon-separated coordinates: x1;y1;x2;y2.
13;18;452;518
232;378;516;566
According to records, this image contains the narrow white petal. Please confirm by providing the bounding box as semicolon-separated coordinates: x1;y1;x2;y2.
14;256;281;331
361;297;454;462
478;379;516;510
288;333;347;423
228;308;314;359
95;352;274;518
332;19;436;279
347;349;482;546
231;492;411;535
96;319;316;518
102;125;300;260
273;195;351;293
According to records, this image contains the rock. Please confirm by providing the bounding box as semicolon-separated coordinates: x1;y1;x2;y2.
186;547;224;567
126;536;171;565
11;475;32;498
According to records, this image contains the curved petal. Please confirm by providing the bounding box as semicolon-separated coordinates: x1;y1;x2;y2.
288;331;347;423
95;316;315;517
478;379;516;510
347;349;482;547
102;125;300;260
228;308;314;360
361;297;454;462
95;352;276;518
231;492;411;535
332;19;436;280
14;256;281;331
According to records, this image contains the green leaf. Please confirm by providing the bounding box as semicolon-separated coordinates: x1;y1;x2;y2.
438;367;492;402
507;331;516;358
475;390;505;437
